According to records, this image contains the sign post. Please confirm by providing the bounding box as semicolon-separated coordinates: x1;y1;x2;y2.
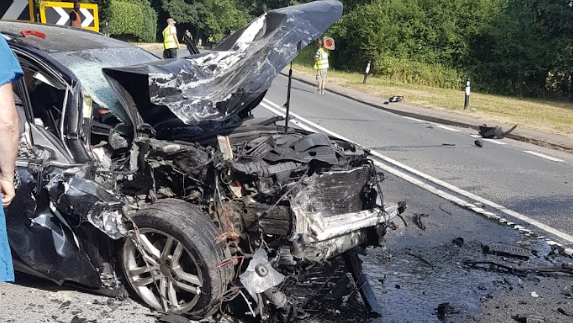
40;1;99;32
0;0;34;22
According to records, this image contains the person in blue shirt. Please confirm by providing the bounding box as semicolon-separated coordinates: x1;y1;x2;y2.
0;35;23;315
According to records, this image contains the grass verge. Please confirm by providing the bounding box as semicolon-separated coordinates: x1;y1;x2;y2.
291;63;573;139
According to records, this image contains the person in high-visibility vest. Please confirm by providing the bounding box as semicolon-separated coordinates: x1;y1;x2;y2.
162;18;180;59
208;35;214;49
314;39;329;95
69;1;82;28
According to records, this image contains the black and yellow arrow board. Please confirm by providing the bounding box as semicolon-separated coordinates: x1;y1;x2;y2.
0;0;34;21
40;2;99;32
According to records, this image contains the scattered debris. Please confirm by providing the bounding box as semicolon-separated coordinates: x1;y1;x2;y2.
404;251;434;268
427;125;434;129
59;300;71;310
439;204;453;215
435;302;458;320
474;140;483;147
413;213;429;230
558;307;573;316
452;237;464;246
463;261;573;277
157;313;191;323
531;291;539;298
387;96;404;103
70;317;95;323
512;313;546;323
478;124;517;139
442;143;456;146
483;243;530;260
395;284;401;289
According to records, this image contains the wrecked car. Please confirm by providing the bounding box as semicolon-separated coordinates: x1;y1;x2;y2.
1;0;404;320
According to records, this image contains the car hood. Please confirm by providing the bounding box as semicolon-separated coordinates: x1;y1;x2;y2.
102;0;343;129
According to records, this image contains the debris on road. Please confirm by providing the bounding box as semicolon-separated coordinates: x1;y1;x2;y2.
558;307;573;317
531;291;539;298
442;143;456;146
452;237;465;246
483;243;530;260
383;96;404;104
157;313;191;323
462;261;573;277
435;302;458;320
478;124;518;139
413;213;429;230
512;313;547;323
474;139;484;147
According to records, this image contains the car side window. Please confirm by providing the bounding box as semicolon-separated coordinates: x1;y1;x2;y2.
13;68;73;165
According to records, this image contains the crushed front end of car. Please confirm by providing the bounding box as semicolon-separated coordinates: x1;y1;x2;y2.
98;0;406;319
7;1;407;321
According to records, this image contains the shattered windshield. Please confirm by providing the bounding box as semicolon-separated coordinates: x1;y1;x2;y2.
50;47;159;124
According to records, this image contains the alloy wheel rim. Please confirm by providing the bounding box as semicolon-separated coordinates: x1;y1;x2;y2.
123;228;204;313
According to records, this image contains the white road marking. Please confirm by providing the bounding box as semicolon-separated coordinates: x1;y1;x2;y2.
470;134;507;145
261;98;573;244
259;102;315;132
523;151;564;163
402;116;425;123
437;125;460;132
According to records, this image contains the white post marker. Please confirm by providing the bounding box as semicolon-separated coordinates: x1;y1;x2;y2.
464;78;471;110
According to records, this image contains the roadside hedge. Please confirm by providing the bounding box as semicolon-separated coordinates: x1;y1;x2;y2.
108;0;157;42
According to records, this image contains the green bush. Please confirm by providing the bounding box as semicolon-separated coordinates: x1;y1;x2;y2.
140;4;158;42
109;1;143;38
107;0;156;42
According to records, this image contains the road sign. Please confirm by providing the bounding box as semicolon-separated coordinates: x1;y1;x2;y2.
323;37;335;50
40;1;99;32
0;0;34;22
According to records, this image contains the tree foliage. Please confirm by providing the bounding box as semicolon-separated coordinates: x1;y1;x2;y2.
154;0;249;41
106;0;157;42
332;0;573;99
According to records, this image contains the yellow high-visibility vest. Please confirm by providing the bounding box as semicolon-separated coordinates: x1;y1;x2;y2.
163;25;177;49
314;48;329;69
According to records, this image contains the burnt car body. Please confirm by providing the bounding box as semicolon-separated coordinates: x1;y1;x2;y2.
1;1;404;320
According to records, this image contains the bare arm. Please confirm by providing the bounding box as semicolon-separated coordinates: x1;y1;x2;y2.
174;30;180;49
0;82;19;206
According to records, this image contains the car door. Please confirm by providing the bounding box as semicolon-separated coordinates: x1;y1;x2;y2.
5;70;103;288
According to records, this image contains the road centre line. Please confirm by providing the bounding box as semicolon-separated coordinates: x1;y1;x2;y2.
261;98;573;244
437;125;460;132
470;134;507;145
524;151;564;163
259;102;315;132
402;116;426;123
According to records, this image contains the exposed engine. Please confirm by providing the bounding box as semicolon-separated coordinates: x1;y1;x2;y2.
91;122;405;319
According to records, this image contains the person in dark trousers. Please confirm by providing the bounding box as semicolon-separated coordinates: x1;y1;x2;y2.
162;18;180;59
0;35;23;318
69;1;82;28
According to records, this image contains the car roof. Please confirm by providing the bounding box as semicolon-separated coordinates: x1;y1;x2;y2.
0;21;134;53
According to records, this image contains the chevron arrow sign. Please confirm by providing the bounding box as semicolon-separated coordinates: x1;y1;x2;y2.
40;1;99;32
0;0;34;22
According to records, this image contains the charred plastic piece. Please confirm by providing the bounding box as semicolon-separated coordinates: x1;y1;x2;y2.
413;213;429;230
483;243;530;260
478;124;517;139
